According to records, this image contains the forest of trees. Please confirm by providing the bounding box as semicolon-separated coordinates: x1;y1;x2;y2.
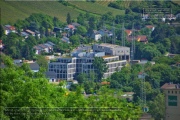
0;54;142;119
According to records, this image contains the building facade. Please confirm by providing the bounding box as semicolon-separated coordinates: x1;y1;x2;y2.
161;83;180;120
48;52;127;80
93;43;130;61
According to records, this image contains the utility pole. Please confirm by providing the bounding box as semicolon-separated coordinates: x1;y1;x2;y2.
121;22;125;46
130;23;135;63
139;61;149;112
103;21;106;43
112;21;115;44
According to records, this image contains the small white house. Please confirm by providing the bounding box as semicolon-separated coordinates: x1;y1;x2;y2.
91;30;102;41
45;71;57;82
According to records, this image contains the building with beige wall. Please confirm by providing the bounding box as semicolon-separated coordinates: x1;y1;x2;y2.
161;83;180;120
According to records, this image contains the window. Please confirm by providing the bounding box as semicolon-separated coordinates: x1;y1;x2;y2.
168;95;177;106
172;91;173;94
168;91;170;93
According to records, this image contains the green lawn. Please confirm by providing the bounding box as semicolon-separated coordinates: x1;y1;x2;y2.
0;1;80;24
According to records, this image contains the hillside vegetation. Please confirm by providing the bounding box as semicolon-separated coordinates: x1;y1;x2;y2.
0;1;80;24
0;1;124;24
68;1;124;16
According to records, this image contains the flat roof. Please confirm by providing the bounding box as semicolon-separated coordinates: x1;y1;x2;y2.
97;43;129;49
102;55;115;59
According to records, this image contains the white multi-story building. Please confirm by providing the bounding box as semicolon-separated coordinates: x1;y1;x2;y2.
48;51;127;80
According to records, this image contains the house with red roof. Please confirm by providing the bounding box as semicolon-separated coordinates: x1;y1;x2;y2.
64;24;76;31
125;29;132;36
137;35;148;44
146;25;155;31
4;25;16;35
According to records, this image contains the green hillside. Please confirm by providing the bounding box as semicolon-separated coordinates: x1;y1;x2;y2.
68;1;124;16
0;1;80;24
0;1;124;24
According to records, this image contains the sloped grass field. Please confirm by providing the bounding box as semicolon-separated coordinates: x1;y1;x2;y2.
95;0;114;6
68;1;124;16
0;1;80;24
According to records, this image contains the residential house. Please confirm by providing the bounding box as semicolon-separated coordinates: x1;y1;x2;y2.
61;36;70;43
146;25;155;31
1;62;40;72
53;27;63;33
28;63;40;72
25;29;35;36
47;41;55;46
71;22;80;28
50;32;56;37
34;42;55;55
168;53;178;58
98;29;113;37
21;32;29;39
165;14;176;21
62;32;68;37
137;35;148;44
125;29;132;36
4;25;16;35
91;30;102;41
45;71;57;82
64;24;76;31
13;59;23;64
142;14;150;20
35;30;40;39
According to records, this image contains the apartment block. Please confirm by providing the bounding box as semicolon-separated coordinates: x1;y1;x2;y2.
161;83;180;120
48;52;127;80
93;43;130;60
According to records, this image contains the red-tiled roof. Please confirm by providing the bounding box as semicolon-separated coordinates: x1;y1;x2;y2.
146;25;154;29
125;30;132;36
4;25;16;30
101;81;110;85
161;83;180;90
68;25;75;29
137;35;148;42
